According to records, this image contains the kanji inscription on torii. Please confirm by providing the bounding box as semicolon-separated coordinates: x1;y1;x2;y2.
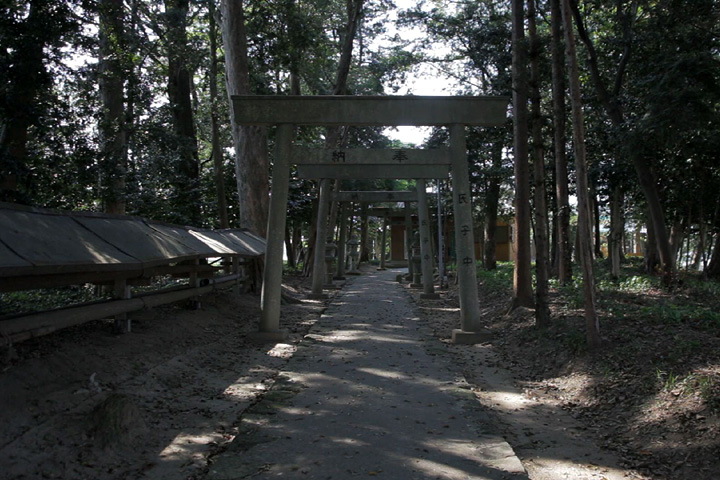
393;150;408;163
332;150;346;163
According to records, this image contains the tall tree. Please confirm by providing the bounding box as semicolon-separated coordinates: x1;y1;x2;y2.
528;0;550;327
208;0;229;228
0;1;76;203
220;0;269;236
561;0;601;349
550;0;572;283
511;0;534;309
98;0;128;215
165;0;201;225
608;185;624;277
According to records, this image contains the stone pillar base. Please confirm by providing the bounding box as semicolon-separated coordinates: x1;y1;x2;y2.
334;275;346;281
451;328;492;345
420;292;441;300
346;271;361;276
410;283;423;289
248;329;289;343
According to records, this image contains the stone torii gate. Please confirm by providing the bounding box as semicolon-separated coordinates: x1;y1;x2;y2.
231;95;508;344
332;191;417;279
332;190;435;297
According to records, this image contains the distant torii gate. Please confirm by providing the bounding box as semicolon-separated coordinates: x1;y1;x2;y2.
231;95;508;344
331;192;418;279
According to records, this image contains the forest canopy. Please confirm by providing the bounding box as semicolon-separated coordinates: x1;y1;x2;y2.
0;0;719;282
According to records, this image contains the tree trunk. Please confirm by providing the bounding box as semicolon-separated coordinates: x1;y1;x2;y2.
303;193;319;277
166;0;201;226
706;235;720;279
325;0;363;240
644;216;660;274
550;0;572;284
608;185;624;278
669;217;686;263
511;0;534;309
0;3;47;203
220;0;269;236
484;142;503;271
284;225;296;269
528;0;550;327
591;185;603;258
561;0;601;349
98;0;127;215
692;220;707;270
208;0;229;228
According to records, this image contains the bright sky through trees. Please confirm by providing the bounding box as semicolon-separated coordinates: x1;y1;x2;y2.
380;0;459;145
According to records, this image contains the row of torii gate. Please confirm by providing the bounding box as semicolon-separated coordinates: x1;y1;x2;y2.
232;95;508;344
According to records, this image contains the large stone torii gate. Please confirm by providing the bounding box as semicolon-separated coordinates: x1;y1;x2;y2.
232;95;509;344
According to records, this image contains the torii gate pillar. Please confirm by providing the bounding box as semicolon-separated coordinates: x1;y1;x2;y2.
255;124;292;342
416;179;439;299
449;124;488;343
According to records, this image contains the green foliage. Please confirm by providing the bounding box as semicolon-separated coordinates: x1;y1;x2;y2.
0;286;103;317
656;368;680;392
564;329;587;355
476;261;513;290
551;277;585;310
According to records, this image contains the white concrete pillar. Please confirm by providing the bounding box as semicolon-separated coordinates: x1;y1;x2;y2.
309;178;331;298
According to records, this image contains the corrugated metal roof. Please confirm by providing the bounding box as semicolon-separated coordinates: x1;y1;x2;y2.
0;202;265;279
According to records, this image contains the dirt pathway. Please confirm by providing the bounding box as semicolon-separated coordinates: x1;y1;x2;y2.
206;269;527;479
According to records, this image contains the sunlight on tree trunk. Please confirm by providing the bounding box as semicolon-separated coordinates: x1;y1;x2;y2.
561;0;601;349
220;0;269;236
208;0;229;228
511;0;534;310
99;0;127;215
528;0;550;327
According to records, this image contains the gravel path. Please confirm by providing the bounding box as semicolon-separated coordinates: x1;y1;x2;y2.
207;269;528;480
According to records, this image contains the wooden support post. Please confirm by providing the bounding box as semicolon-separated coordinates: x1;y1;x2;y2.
187;258;201;310
232;256;241;296
257;124;292;342
113;278;131;333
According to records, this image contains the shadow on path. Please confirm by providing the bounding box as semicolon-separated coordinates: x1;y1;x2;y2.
207;269;528;480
